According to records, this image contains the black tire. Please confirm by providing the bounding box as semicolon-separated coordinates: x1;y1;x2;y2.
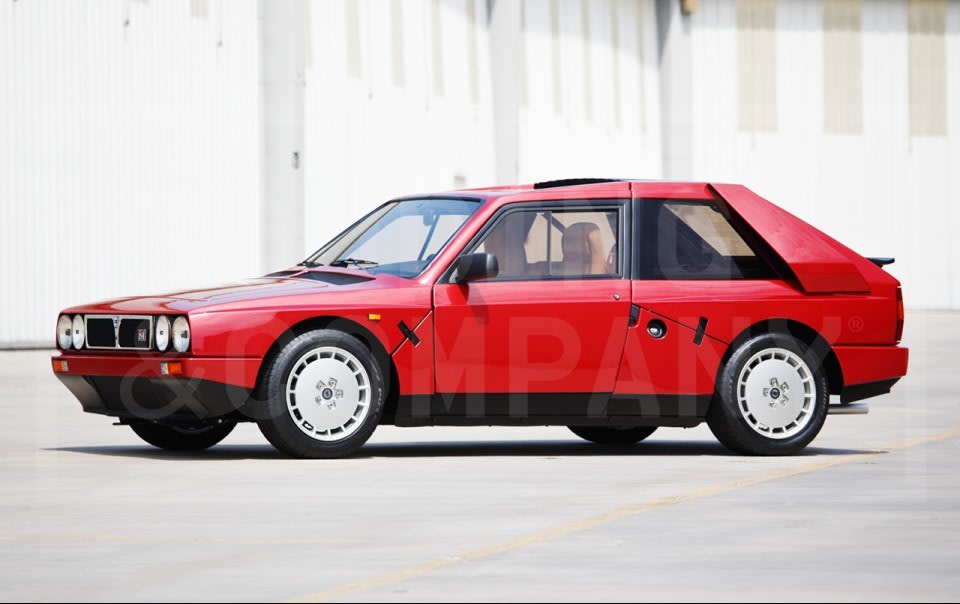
256;329;385;458
707;332;829;456
568;425;658;445
130;420;235;451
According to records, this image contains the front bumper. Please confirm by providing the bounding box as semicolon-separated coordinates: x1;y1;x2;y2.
52;354;261;420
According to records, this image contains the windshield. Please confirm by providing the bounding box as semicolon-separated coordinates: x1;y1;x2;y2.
303;198;480;278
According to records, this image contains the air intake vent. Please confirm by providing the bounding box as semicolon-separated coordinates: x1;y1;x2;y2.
86;318;116;348
264;270;301;278
118;317;151;349
293;271;372;286
533;178;622;190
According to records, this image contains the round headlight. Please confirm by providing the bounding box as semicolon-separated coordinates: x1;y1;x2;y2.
172;316;190;352
57;315;73;350
155;315;170;351
71;315;85;349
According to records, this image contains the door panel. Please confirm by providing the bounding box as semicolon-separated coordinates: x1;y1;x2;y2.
613;307;726;396
434;280;631;395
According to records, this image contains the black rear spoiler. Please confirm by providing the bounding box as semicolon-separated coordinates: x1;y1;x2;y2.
867;257;895;268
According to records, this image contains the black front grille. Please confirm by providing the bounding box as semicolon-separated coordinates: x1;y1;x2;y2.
85;315;153;349
118;318;151;349
86;318;117;348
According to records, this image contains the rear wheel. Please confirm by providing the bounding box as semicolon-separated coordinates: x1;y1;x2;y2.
256;329;385;458
130;420;235;451
707;332;829;456
568;425;657;445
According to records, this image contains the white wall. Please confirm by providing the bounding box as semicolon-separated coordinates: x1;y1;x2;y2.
299;0;663;260
302;0;497;250
0;0;261;345
517;0;662;181
686;0;960;309
1;0;958;346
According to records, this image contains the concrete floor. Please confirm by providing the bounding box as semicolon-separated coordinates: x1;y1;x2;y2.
0;311;957;602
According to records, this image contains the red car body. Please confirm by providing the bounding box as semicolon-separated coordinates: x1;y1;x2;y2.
53;180;907;454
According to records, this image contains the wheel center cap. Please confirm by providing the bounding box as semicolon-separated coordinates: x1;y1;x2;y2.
762;378;790;408
315;378;344;409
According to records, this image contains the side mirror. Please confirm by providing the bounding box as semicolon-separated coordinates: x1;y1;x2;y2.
451;253;499;283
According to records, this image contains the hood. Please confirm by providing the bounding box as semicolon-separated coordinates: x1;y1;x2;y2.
63;268;402;315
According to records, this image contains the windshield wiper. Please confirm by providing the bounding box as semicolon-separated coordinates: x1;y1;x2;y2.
297;260;323;268
330;258;379;268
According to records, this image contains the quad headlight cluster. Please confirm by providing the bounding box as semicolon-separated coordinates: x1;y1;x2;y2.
56;314;190;352
150;315;191;352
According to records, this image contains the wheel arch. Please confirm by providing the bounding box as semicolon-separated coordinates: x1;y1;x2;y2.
254;315;400;419
721;318;843;395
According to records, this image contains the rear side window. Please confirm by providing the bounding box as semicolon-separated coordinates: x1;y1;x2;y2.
639;199;776;280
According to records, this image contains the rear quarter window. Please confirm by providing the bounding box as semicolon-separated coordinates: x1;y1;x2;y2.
639;199;776;280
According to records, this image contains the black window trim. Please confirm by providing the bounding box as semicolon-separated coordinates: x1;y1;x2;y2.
439;198;631;284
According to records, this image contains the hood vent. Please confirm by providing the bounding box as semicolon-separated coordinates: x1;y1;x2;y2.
293;271;372;286
264;270;302;278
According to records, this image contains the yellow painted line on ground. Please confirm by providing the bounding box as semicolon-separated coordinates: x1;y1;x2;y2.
289;427;960;603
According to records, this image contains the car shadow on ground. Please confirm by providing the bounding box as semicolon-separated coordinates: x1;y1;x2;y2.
48;440;877;461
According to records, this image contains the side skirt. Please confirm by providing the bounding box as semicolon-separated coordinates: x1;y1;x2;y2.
390;393;710;428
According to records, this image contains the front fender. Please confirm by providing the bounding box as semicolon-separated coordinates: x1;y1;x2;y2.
188;304;431;359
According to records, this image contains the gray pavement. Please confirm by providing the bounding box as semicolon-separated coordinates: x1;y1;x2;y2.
0;311;957;602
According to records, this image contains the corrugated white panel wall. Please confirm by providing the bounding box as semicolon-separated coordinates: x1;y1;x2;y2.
0;0;261;345
2;0;956;345
302;0;498;249
300;0;661;252
688;0;960;308
517;0;662;181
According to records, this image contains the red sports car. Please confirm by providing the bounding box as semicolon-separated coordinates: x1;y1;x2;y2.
52;179;908;457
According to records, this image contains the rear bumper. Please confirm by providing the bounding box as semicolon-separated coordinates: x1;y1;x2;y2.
52;354;261;421
834;345;908;404
840;378;900;404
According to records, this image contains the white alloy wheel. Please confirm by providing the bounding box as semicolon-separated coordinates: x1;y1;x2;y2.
285;346;371;442
736;347;816;439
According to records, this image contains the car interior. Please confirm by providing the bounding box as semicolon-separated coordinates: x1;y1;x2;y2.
477;210;618;279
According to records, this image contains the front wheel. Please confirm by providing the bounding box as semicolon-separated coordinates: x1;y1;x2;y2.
130;420;235;451
256;329;385;458
568;425;657;445
707;333;829;456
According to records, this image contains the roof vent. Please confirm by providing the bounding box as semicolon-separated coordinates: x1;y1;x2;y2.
533;178;622;190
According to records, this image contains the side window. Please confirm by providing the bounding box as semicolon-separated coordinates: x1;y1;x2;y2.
639;199;775;280
476;211;544;277
474;206;621;280
550;210;619;276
